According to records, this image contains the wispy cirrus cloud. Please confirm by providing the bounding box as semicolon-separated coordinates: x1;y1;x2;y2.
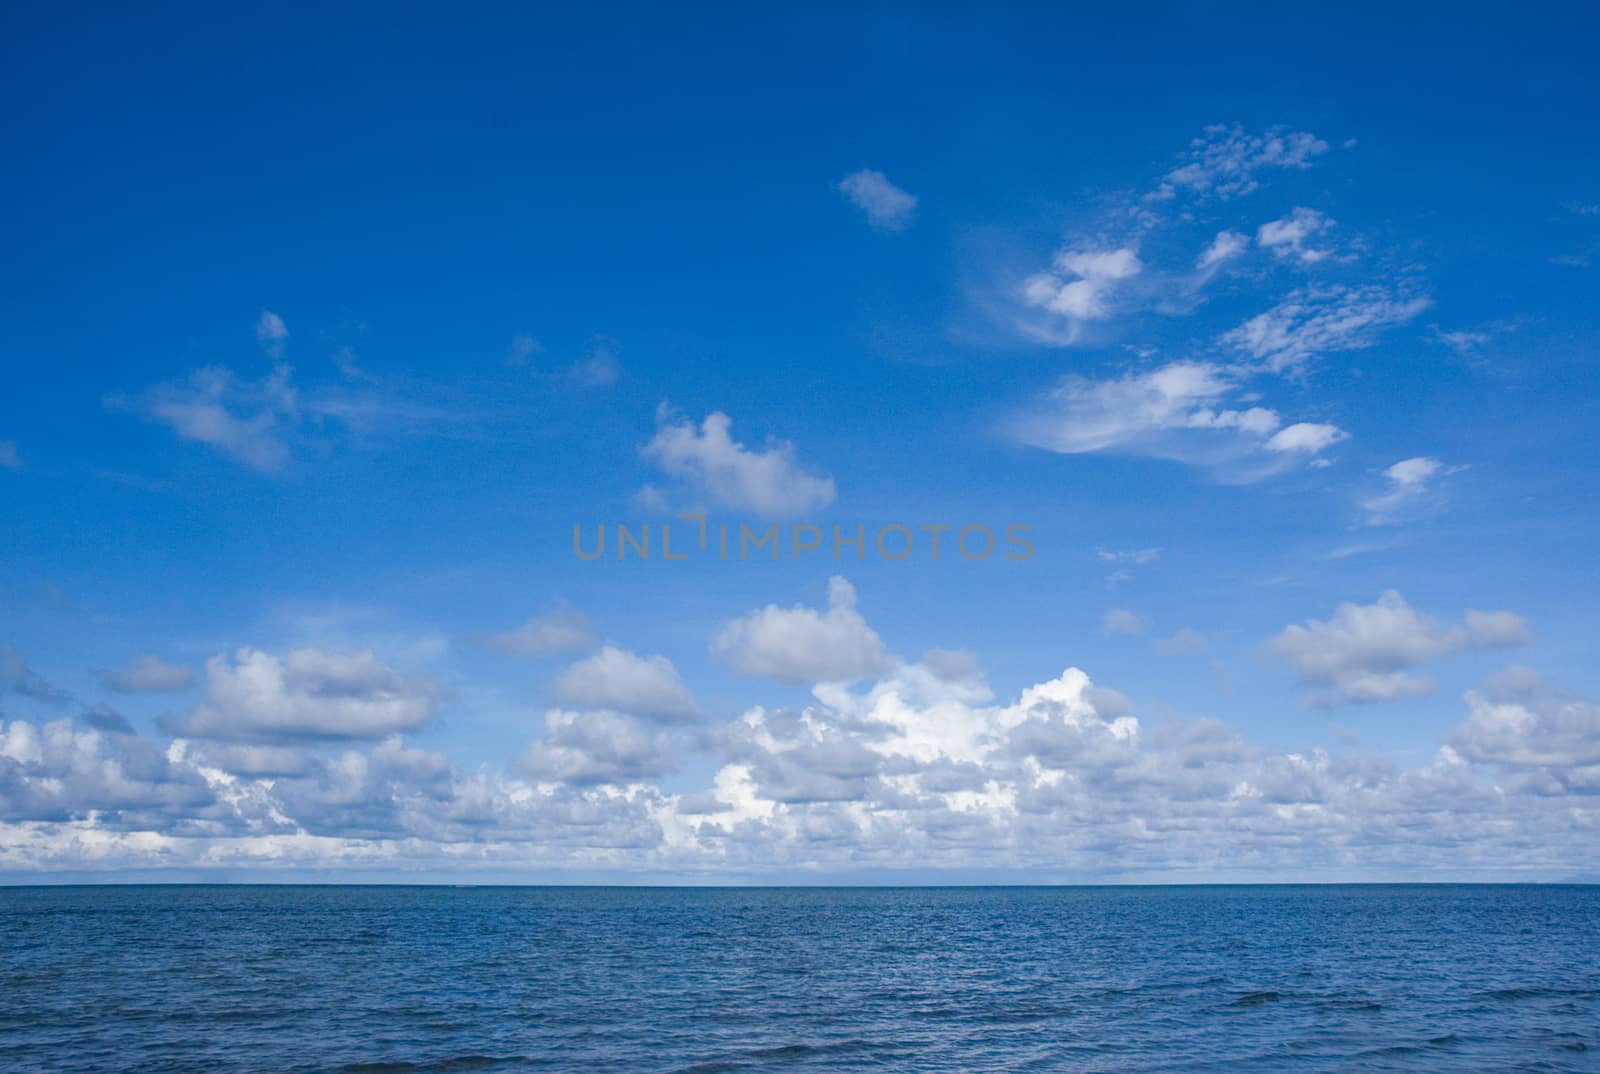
1221;285;1432;374
1010;360;1346;482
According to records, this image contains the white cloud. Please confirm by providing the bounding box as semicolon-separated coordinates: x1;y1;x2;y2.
640;409;836;516
124;364;298;473
1266;591;1531;706
6;649;1600;879
1197;230;1250;269
100;655;196;694
713;576;889;685
1154;124;1330;201
836;169;917;230
1010;360;1345;480
523;709;675;786
1020;247;1143;343
256;311;288;357
1362;456;1466;525
0;441;20;469
554;646;698;721
1451;687;1600;791
1221;285;1432;374
178;647;440;741
1102;609;1145;637
482;609;597;657
1257;207;1334;265
1266;421;1347;454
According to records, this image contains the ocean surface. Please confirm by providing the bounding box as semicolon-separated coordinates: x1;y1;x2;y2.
2;885;1597;1073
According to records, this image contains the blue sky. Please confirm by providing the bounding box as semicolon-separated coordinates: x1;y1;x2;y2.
2;4;1599;881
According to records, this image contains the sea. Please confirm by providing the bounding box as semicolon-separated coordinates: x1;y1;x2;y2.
2;884;1597;1073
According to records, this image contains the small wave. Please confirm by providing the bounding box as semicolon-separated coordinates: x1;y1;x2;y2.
1233;991;1281;1007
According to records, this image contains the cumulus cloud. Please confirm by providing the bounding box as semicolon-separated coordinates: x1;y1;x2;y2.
1361;456;1465;525
177;647;441;741
554;646;698;721
1020;248;1143;344
1153;124;1330;201
1266;591;1531;706
1010;360;1346;480
1450;685;1600;793
640;409;836;516
1257;207;1334;265
4;646;1600;878
523;710;676;786
0;717;217;828
713;577;890;686
1221;285;1432;374
836;169;917;230
481;609;597;657
100;655;196;694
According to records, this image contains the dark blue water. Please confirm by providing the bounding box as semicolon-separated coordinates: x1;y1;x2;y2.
2;885;1597;1073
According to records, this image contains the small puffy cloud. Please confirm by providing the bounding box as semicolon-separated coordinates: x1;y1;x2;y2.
0;441;20;469
482;609;597;658
1266;422;1348;454
1102;609;1145;637
178;647;440;741
1020;248;1143;343
1362;457;1465;525
641;409;836;516
1267;591;1531;706
555;646;697;721
523;710;675;786
836;169;917;230
1155;627;1210;655
713;577;889;685
1221;285;1431;374
1197;230;1250;269
1010;360;1345;480
1257;207;1335;265
100;655;196;694
256;311;288;357
1154;124;1329;201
